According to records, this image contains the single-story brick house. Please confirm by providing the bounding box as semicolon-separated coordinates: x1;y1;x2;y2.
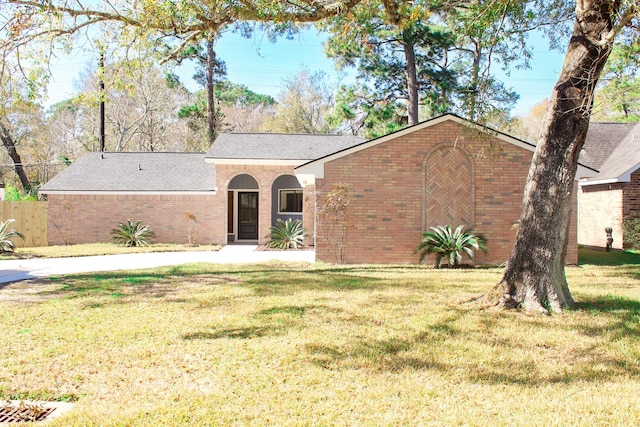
40;114;597;264
40;135;364;247
578;122;640;250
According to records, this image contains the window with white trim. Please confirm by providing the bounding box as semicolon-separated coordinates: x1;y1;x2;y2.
278;189;303;214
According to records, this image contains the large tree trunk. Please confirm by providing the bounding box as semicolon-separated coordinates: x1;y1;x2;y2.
402;32;419;126
0;120;31;193
498;0;616;313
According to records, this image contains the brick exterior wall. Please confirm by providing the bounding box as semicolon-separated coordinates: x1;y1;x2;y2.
314;121;579;265
578;183;625;249
47;193;225;245
623;169;640;217
578;168;640;250
47;164;317;248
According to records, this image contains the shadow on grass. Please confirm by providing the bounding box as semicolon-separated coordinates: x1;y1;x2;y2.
579;247;640;266
302;301;640;386
183;326;278;340
30;265;399;304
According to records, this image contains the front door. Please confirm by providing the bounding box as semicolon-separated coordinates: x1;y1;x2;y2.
237;192;258;240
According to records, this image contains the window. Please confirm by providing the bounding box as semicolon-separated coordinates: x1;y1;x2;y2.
279;189;303;213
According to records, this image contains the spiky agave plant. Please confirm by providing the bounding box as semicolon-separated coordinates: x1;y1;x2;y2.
416;225;487;268
266;218;307;249
0;218;24;253
110;219;156;247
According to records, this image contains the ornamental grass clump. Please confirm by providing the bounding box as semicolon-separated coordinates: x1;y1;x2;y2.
0;218;24;253
416;224;487;268
110;219;156;247
266;218;307;249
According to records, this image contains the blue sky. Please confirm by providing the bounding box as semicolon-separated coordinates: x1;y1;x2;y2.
45;27;567;117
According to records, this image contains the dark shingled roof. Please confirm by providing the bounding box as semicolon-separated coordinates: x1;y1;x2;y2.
205;133;366;161
40;152;215;192
581;122;640;183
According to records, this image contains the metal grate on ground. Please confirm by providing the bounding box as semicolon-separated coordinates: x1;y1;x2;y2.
0;401;56;423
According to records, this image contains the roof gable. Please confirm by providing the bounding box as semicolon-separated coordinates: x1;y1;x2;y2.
296;114;597;181
40;152;216;193
205;133;366;165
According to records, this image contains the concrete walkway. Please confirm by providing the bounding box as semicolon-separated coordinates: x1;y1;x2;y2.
0;245;315;284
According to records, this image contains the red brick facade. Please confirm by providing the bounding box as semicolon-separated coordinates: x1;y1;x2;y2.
578;169;640;249
47;165;313;247
311;121;579;265
47;193;224;245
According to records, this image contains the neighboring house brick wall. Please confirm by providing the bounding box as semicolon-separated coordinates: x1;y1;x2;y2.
623;169;640;217
314;121;579;265
578;183;625;250
47;194;225;245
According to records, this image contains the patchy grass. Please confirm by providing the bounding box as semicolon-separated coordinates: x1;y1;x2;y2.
0;243;221;260
579;246;640;266
1;261;639;426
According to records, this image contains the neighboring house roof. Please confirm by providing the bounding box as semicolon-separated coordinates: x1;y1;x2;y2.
205;133;366;165
295;114;598;182
39;152;216;194
580;122;640;186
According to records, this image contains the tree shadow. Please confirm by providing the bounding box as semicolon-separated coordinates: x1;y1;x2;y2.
300;301;640;386
183;326;279;340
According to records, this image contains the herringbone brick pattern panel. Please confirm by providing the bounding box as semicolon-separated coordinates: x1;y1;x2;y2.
425;146;472;228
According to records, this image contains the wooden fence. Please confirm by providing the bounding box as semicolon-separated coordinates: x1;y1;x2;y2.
0;201;48;247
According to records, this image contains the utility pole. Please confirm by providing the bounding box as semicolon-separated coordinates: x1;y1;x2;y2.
99;50;106;152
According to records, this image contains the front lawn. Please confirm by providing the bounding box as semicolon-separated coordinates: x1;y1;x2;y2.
1;262;639;426
0;243;222;260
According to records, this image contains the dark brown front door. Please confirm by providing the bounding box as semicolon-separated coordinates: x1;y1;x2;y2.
237;192;258;240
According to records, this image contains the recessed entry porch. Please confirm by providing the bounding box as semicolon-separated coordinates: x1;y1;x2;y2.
226;173;304;244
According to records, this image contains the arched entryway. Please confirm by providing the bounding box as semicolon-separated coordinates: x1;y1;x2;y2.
228;174;259;242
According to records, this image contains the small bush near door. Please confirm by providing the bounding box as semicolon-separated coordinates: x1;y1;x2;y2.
266;218;306;249
416;225;487;268
110;219;156;247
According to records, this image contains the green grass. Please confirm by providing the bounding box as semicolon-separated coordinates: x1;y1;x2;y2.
579;246;640;266
1;260;639;426
0;242;221;260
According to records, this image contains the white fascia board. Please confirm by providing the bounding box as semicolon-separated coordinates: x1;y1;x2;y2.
295;114;596;183
579;163;640;187
295;161;326;179
295;114;535;180
294;173;316;187
39;190;217;196
205;158;304;166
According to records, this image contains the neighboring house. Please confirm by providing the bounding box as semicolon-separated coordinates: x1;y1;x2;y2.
40;114;596;264
578;122;640;250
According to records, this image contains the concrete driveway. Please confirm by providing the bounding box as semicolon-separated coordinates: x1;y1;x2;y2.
0;245;315;284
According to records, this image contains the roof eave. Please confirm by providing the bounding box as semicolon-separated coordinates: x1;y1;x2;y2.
579;162;640;187
39;190;218;196
205;158;306;166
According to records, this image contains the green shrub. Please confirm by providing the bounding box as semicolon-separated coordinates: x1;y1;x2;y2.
4;184;37;201
266;218;307;249
622;216;640;249
416;224;487;268
0;218;24;253
110;219;156;247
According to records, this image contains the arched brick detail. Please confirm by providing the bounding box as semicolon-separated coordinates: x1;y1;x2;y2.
423;144;474;230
